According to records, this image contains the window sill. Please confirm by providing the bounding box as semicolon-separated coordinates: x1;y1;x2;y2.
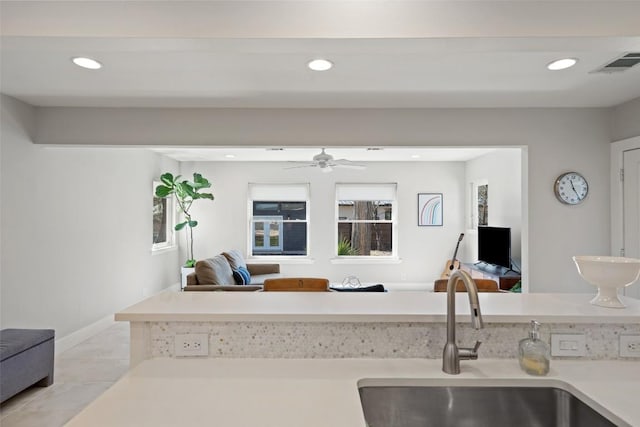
151;245;178;255
330;257;402;265
247;256;315;265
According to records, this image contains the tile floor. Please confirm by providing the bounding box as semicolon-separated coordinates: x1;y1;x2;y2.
1;322;130;427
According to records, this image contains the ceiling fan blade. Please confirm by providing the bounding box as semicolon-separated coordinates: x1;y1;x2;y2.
283;162;317;170
334;164;366;170
333;159;367;169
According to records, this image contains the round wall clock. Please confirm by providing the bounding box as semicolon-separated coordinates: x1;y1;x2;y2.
554;172;589;205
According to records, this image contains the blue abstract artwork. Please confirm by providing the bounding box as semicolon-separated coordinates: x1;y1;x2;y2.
418;193;443;226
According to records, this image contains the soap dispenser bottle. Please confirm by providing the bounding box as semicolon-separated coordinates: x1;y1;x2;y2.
518;320;550;376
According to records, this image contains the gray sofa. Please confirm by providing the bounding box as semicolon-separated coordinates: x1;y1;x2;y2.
184;250;281;291
0;328;55;402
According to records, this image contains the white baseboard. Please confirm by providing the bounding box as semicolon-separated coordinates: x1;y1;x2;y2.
55;282;181;355
165;282;181;293
55;314;115;355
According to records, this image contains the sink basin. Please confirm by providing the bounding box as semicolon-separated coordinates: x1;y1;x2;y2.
358;381;620;427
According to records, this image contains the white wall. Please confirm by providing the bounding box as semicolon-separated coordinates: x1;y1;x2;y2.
34;106;612;293
611;96;640;141
179;161;466;283
0;95;180;338
463;149;522;268
0;99;624;341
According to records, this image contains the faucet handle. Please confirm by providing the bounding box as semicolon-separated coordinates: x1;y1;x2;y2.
459;341;482;360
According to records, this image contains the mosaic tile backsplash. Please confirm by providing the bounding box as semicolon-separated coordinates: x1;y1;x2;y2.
149;321;639;360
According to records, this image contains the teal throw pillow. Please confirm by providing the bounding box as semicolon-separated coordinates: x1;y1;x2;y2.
233;266;251;285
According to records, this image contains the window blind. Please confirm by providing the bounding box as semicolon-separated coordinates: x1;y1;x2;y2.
249;183;309;201
336;183;397;201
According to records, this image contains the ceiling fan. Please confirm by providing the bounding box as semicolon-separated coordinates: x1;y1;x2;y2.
285;148;366;173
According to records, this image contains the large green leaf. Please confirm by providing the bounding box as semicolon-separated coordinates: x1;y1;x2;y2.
160;173;175;187
174;185;186;199
154;185;172;198
193;173;211;189
195;192;214;200
179;182;197;198
174;221;188;231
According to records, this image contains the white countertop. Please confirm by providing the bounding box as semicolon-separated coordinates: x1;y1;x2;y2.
66;358;640;427
115;291;640;323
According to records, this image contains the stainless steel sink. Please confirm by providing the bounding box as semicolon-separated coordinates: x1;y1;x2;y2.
358;381;621;427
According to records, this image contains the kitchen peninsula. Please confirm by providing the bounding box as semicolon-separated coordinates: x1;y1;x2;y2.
66;358;640;427
115;291;640;366
64;291;640;426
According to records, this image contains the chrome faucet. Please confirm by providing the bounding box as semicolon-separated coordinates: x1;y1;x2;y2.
442;270;484;374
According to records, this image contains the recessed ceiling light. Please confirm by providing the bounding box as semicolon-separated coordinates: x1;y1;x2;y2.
547;58;577;71
71;57;102;70
224;154;236;159
307;59;333;71
411;154;421;159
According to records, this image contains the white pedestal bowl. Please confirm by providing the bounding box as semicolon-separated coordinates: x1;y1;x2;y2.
573;256;640;308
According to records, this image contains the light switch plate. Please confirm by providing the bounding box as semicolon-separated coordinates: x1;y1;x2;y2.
551;333;586;357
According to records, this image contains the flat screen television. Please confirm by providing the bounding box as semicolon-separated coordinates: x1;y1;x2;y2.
477;226;511;269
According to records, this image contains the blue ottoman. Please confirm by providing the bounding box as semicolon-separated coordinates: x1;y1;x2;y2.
0;329;55;402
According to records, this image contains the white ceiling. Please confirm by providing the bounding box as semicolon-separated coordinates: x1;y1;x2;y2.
1;1;640;109
150;146;499;162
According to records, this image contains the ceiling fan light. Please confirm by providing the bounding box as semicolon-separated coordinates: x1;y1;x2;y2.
547;58;577;71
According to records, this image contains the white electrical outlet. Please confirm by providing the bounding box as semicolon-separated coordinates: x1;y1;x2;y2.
175;333;209;357
551;333;586;357
619;335;640;358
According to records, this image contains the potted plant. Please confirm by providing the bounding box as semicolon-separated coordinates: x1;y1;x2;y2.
337;237;358;256
154;172;214;268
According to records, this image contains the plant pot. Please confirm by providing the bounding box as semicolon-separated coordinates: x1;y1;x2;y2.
181;267;195;290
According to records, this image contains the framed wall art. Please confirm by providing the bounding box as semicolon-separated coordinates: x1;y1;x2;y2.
418;193;443;226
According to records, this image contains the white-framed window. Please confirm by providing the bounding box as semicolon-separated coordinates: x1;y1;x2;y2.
336;183;397;258
248;183;310;257
469;179;489;229
152;181;175;251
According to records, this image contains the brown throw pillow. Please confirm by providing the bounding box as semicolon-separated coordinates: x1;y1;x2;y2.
186;273;199;286
195;255;235;285
222;249;247;270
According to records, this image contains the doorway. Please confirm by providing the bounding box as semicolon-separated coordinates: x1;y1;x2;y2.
611;136;640;298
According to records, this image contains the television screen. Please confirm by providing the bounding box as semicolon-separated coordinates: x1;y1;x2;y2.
478;226;511;269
